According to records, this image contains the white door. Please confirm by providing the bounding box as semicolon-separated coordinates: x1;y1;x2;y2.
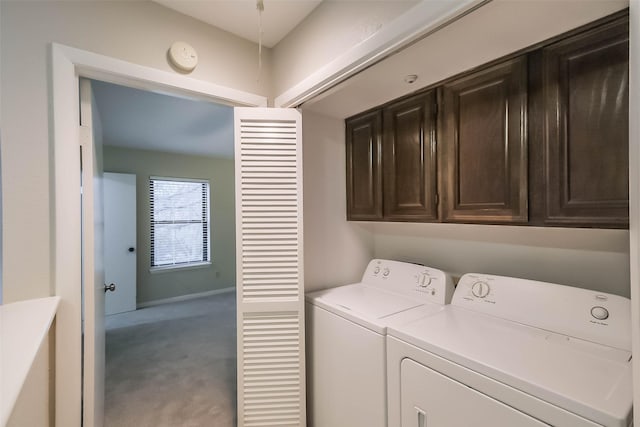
104;172;137;315
79;78;106;427
234;108;306;426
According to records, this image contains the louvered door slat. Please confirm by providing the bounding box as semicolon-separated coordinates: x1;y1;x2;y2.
235;108;306;427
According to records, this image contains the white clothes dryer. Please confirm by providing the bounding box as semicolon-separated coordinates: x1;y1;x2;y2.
305;259;454;427
387;274;632;427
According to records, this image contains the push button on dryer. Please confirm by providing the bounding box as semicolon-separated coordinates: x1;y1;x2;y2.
591;306;609;321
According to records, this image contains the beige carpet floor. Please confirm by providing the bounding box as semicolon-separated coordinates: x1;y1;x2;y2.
105;292;237;427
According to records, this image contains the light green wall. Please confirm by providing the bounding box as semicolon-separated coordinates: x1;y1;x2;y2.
103;146;235;304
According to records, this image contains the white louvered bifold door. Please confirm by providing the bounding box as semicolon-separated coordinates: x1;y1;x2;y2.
234;108;306;427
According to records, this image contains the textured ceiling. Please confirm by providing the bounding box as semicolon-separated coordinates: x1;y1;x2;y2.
91;80;234;159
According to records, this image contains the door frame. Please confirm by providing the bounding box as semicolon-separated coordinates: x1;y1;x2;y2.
50;43;267;427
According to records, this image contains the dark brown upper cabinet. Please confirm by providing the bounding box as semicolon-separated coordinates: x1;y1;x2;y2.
382;91;438;221
440;56;528;224
346;110;383;220
345;11;629;229
541;16;629;228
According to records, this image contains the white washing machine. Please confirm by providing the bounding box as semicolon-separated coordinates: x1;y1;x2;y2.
387;273;633;427
305;259;454;427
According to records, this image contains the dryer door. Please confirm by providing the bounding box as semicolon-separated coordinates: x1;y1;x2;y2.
400;359;548;427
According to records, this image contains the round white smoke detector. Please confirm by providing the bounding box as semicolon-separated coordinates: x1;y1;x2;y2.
168;41;198;72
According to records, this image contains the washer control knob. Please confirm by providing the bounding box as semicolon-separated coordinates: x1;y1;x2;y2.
383;268;390;277
419;273;432;288
591;306;609;321
471;281;490;298
374;266;380;275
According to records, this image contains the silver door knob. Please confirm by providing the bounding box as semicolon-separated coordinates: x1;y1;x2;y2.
104;283;116;293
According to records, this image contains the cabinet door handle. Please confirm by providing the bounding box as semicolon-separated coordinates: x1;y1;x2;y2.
415;406;426;427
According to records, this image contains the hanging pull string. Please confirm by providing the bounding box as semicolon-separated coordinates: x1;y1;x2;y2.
257;0;264;84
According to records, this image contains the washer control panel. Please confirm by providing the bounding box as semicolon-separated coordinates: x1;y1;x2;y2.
453;273;631;351
363;259;454;305
412;268;454;304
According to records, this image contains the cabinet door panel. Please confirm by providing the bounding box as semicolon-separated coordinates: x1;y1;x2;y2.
543;17;629;227
441;56;528;223
346;111;383;220
458;82;507;206
383;91;437;221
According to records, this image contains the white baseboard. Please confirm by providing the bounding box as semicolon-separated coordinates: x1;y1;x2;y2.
137;287;235;309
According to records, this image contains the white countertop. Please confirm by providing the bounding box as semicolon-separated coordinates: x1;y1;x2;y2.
0;296;60;427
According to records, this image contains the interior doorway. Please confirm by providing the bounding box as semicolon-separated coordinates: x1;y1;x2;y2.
52;44;305;427
50;43;266;427
87;78;238;426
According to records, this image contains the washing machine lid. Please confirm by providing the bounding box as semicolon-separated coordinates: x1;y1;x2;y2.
388;307;632;427
306;284;429;333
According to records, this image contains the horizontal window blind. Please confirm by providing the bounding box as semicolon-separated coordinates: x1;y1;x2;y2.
150;178;210;268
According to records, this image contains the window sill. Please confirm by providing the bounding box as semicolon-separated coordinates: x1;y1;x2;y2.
150;261;211;274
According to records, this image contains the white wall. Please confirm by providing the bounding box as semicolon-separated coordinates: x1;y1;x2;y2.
372;223;630;297
302;111;373;291
272;0;417;98
0;1;270;302
0;132;3;305
0;0;3;304
628;0;639;424
6;331;53;427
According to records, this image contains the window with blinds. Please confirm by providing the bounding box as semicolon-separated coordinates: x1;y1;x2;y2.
149;177;210;269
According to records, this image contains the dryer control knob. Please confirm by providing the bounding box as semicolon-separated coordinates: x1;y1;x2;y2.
471;281;490;298
374;267;380;275
383;268;390;277
591;306;609;320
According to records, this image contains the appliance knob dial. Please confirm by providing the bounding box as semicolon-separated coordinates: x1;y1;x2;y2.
383;268;390;277
420;273;432;288
471;281;490;298
374;266;380;275
591;306;609;321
